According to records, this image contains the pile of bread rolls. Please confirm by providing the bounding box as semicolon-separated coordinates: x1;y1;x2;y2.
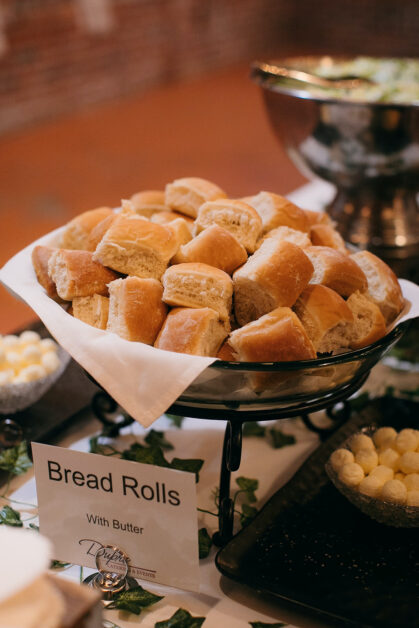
31;177;404;365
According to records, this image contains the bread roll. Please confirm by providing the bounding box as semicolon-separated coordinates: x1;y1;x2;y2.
293;285;354;353
350;250;404;323
155;307;228;356
194;199;262;253
162;262;233;321
245;191;308;233
60;207;113;250
127;189;167;218
85;213;118;252
216;340;237;361
346;290;387;349
31;245;60;300
72;294;109;330
165;177;227;218
256;225;311;250
305;246;367;296
150;210;194;232
165;217;193;249
229;307;316;362
172;224;247;274
303;209;334;228
310;224;347;253
233;240;314;326
107;277;167;344
93;214;178;280
48;249;118;301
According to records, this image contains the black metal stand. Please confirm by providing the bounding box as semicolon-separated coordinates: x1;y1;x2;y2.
91;372;370;547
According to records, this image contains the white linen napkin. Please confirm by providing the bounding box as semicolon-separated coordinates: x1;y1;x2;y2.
0;227;418;428
0;228;216;427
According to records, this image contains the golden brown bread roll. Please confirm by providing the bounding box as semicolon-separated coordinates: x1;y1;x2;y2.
310;223;347;253
162;262;233;321
31;245;60;300
107;276;167;343
194;199;262;253
150;210;194;231
293;285;354;353
60;207;114;250
172;224;247;274
303;209;334;228
346;290;387;349
48;249;118;301
127;189;167;218
165;217;193;249
165;177;227;218
216;339;237;361
245;191;309;233
93;214;178;280
256;225;311;250
154;307;228;356
229;306;316;362
233;240;314;326
350;250;404;323
72;294;109;330
305;246;368;297
85;213;118;252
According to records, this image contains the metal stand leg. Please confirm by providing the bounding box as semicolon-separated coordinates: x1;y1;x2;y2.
213;420;243;547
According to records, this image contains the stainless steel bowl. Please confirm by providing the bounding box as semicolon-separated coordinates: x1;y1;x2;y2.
251;56;419;278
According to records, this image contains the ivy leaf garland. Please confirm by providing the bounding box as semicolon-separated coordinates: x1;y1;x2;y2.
155;607;206;627
0;505;23;526
106;584;163;615
0;441;32;475
242;424;296;450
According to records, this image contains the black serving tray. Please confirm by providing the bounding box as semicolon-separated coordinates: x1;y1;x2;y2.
216;396;419;628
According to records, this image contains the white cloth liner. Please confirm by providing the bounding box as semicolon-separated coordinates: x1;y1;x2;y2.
0;218;418;428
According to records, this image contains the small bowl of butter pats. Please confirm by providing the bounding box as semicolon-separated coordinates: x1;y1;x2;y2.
326;425;419;527
0;331;70;414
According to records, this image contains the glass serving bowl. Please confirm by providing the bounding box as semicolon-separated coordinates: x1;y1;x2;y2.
169;323;407;420
251;55;419;279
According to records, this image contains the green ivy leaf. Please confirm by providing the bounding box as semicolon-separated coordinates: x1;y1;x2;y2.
166;414;185;428
236;477;258;503
240;503;258;528
0;441;32;475
198;527;213;559
29;523;39;531
50;559;71;570
89;436;119;456
170;458;204;483
0;505;23;527
155;607;205;627
145;429;174;451
106;585;163;615
122;444;170;469
268;429;296;450
249;622;287;627
242;422;266;438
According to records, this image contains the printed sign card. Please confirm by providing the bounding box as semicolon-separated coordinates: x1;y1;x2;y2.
32;442;200;592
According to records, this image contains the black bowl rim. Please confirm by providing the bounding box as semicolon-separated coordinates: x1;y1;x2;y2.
209;321;407;372
251;55;419;108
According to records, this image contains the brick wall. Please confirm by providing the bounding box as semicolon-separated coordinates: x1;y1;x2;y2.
0;0;418;135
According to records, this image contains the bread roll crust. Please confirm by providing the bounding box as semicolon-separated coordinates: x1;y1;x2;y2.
60;207;113;250
229;307;316;362
162;262;233;321
195;198;262;253
165;177;227;218
350;250;404;323
128;190;167;217
107;277;167;344
293;284;354;352
48;249;118;301
93;214;178;279
310;223;347;253
346;290;387;349
256;225;311;250
86;213;118;252
233;240;314;326
305;246;367;296
246;191;309;233
32;245;60;300
72;294;109;330
155;307;228;356
172;224;247;274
